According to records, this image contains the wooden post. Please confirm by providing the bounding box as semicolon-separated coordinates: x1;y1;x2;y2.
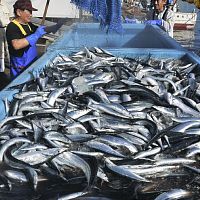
41;0;50;25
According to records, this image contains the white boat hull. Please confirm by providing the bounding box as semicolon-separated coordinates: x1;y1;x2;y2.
174;12;197;30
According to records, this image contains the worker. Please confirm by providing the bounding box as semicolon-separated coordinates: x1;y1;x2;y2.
145;0;175;38
6;0;47;79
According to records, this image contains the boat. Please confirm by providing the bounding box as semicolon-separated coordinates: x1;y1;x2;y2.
122;1;197;31
173;11;197;30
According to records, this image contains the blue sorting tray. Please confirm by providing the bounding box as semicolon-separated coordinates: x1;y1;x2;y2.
0;23;200;120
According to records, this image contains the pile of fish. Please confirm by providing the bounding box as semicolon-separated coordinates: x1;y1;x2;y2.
0;47;200;199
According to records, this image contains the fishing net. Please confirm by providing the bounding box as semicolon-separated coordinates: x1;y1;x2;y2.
70;0;123;33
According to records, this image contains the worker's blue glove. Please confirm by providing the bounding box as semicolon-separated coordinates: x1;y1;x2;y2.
124;17;136;24
26;26;46;46
145;20;162;26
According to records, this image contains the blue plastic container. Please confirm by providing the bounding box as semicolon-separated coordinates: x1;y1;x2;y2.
0;23;200;120
49;23;185;49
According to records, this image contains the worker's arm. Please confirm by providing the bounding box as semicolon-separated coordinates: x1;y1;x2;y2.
11;26;46;50
11;38;29;50
11;19;65;50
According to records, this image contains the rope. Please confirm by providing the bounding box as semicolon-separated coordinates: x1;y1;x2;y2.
71;0;123;33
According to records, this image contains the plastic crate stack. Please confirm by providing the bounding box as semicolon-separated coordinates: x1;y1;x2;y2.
70;0;123;33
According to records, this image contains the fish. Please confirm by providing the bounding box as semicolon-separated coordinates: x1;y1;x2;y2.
154;189;192;200
0;47;200;199
105;158;149;182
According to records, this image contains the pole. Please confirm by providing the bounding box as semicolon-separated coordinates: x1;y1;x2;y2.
41;0;50;25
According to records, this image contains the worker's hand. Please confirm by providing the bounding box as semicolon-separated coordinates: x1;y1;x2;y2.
26;26;47;46
144;20;163;26
35;26;47;37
